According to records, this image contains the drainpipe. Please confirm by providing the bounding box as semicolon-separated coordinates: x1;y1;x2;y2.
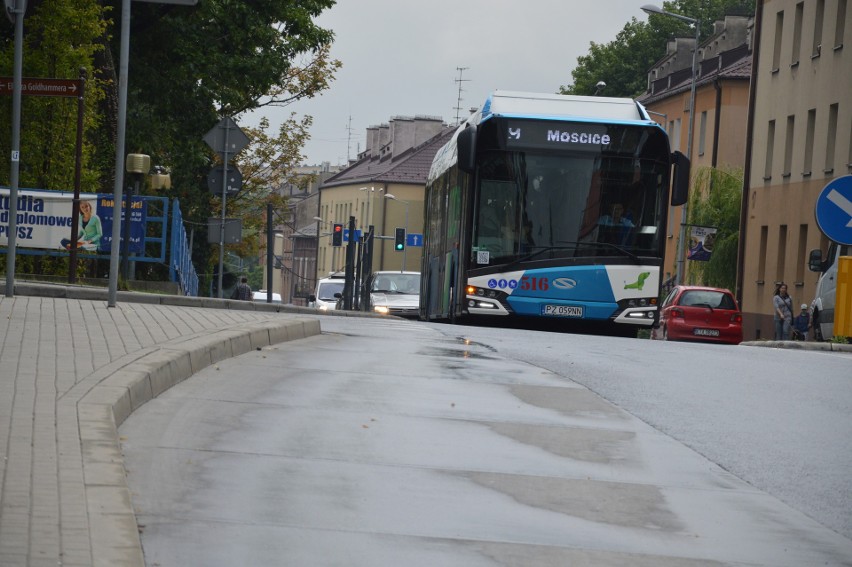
711;78;722;169
736;6;763;313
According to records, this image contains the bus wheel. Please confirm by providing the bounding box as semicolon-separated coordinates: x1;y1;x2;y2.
813;310;824;341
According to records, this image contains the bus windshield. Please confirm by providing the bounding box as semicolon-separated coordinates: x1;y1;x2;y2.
471;151;667;266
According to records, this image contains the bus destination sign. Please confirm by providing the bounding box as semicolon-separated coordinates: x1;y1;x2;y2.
505;120;612;151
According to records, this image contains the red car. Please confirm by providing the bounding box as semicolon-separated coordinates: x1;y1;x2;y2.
652;285;743;344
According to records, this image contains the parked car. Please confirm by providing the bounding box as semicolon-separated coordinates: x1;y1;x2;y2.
252;290;282;303
652;285;743;344
308;274;345;311
366;271;420;317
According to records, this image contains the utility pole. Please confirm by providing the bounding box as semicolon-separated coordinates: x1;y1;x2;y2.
454;67;470;125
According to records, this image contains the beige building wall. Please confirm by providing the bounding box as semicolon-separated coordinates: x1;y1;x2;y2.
741;0;851;339
646;77;751;280
314;182;425;277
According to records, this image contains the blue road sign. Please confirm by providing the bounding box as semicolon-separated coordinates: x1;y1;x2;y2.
343;228;362;242
815;175;852;245
406;233;423;247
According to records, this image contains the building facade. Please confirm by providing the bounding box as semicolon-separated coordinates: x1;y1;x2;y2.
739;0;851;339
638;15;753;286
262;163;341;306
315;116;453;280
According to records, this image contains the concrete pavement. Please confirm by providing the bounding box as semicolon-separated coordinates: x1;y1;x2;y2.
0;282;324;567
1;281;848;566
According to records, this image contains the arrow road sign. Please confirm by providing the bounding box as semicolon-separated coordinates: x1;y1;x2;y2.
815;175;852;245
0;77;81;97
406;233;423;247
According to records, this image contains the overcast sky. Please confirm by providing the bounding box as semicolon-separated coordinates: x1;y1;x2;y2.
246;1;654;167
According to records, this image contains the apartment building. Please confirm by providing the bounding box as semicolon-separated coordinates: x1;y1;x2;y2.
315;116;453;279
739;0;851;338
638;15;753;285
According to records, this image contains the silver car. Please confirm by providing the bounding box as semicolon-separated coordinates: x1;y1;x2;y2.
367;271;420;317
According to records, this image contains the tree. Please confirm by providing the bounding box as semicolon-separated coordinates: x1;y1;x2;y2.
685;166;742;291
560;0;755;97
0;0;340;287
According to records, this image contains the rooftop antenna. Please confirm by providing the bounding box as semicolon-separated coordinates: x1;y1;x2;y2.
345;115;355;162
454;67;470;125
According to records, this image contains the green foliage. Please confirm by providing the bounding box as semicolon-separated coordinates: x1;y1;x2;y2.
0;0;340;287
685;166;743;291
560;0;755;97
0;0;107;191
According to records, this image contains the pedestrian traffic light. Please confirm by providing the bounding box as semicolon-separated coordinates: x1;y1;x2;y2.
332;223;343;246
394;227;405;251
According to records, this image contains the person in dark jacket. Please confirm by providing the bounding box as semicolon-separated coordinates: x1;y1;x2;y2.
231;277;252;301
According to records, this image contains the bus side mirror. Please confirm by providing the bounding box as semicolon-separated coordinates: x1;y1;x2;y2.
670;151;689;206
808;249;824;272
457;126;476;173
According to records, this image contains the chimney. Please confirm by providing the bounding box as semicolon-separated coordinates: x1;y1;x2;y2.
365;126;378;155
413;115;444;147
390;116;415;156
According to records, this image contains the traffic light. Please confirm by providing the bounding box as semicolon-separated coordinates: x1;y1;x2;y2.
332;223;343;246
394;227;406;251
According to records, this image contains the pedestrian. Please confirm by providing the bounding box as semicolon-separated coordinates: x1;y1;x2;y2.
793;303;811;341
231;276;252;301
773;282;794;340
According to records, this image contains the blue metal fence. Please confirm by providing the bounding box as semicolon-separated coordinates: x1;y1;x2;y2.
169;199;198;296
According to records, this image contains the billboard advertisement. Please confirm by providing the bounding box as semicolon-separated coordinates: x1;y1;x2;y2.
0;188;146;254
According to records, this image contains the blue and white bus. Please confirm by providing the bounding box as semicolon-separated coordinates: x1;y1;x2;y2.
420;91;689;335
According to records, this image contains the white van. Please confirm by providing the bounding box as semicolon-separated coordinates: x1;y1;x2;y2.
808;243;850;340
308;274;345;311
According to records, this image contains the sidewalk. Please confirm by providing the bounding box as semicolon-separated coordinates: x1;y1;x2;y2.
0;283;323;567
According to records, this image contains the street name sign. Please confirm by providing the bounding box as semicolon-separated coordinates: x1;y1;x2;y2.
0;77;81;97
815;175;852;245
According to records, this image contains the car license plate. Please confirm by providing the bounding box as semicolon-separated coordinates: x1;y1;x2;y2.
542;305;584;317
693;328;720;337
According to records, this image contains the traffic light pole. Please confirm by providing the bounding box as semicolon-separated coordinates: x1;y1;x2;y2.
343;215;356;310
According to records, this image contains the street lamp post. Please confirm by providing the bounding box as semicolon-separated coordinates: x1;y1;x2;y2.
384;194;409;271
123;153;150;282
642;4;699;286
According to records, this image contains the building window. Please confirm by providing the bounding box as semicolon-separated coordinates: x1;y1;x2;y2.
836;0;847;49
758;225;768;282
776;224;788;282
764;120;775;180
792;2;804;66
698;111;707;157
803;108;816;176
826;103;838;173
772;11;784;72
783;115;795;178
812;0;825;58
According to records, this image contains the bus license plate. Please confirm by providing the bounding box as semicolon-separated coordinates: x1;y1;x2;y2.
542;305;584;318
693;328;720;337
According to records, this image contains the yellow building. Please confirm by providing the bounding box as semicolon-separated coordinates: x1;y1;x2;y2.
739;0;851;339
638;15;753;287
315;116;453;278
